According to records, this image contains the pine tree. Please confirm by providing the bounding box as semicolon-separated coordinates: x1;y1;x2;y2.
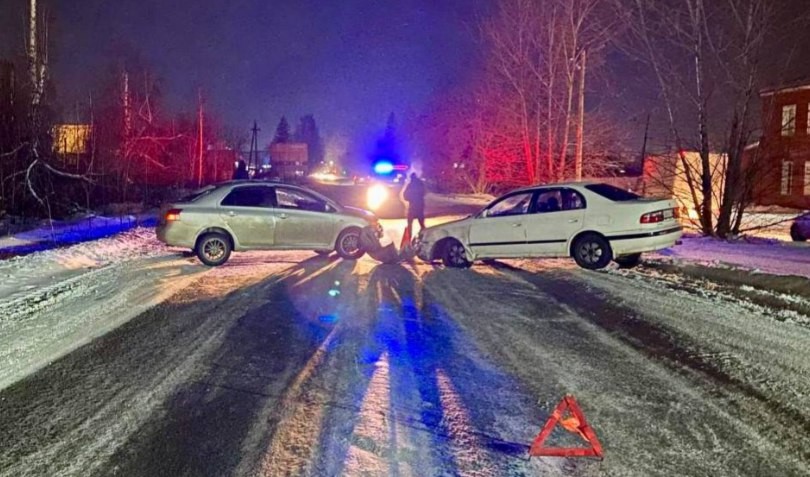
294;114;324;172
273;116;290;144
384;112;397;144
376;112;400;164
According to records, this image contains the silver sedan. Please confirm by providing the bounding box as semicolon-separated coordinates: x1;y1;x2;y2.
157;181;382;266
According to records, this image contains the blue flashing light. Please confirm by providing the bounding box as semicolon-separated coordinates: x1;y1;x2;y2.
318;314;338;323
374;160;394;174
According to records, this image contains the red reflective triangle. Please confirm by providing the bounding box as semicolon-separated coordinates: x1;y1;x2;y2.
400;227;412;250
529;395;604;459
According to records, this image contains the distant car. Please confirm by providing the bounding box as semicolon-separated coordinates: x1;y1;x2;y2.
157;181;382;266
414;182;683;270
790;212;810;241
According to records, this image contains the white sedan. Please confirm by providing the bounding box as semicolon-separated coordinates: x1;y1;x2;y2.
415;182;682;270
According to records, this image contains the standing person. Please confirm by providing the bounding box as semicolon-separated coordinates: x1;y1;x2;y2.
233;160;249;180
402;172;426;239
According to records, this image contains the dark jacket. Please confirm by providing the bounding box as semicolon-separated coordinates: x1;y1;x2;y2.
233;161;249;180
403;176;425;213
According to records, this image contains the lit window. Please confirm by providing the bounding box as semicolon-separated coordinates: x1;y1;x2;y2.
781;160;793;195
805;162;810;196
782;104;796;136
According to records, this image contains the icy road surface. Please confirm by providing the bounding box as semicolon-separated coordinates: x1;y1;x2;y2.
1;234;809;475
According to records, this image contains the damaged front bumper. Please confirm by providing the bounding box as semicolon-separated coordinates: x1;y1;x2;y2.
413;232;432;262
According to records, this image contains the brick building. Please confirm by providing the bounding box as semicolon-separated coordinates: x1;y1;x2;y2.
753;82;810;209
268;142;308;181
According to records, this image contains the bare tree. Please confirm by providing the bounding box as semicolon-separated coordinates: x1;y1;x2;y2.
27;0;47;110
623;0;798;237
481;0;620;184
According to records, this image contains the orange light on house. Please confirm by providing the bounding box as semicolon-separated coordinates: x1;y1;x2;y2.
52;124;91;155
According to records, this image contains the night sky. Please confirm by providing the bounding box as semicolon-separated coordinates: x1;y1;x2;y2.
2;0;809;156
0;0;489;145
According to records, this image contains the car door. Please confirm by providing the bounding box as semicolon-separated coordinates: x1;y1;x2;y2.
468;191;534;258
272;186;338;249
523;188;586;256
218;185;277;248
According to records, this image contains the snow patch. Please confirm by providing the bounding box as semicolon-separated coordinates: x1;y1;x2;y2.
653;235;810;279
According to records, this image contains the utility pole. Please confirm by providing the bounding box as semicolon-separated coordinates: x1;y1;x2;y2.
248;121;260;174
640;112;650;194
574;49;587;181
197;88;204;187
640;112;650;163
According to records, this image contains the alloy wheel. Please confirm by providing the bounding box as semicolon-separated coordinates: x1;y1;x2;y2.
203;238;226;261
341;233;360;255
578;241;603;265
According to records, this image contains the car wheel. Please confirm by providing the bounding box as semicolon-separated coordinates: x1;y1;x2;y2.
196;232;232;266
790;224;806;242
336;227;365;260
442;239;472;268
615;253;642;269
572;233;613;270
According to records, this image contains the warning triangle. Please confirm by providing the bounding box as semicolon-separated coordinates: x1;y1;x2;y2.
400;227;412;251
529;395;603;459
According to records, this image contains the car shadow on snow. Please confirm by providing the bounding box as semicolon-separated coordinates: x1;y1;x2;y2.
309;263;542;476
86;255;353;477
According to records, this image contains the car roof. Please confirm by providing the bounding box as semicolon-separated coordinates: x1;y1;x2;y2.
202;180;341;207
216;179;286;187
508;181;599;195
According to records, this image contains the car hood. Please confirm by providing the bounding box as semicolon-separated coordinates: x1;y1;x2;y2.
340;206;377;221
422;215;473;237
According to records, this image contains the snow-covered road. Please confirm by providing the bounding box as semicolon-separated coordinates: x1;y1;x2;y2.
1;222;809;476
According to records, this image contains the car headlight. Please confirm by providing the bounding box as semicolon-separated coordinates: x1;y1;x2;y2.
367;184;388;210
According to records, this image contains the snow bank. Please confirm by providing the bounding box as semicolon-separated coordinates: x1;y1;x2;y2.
0;228;205;390
655;235;810;279
0;214;157;258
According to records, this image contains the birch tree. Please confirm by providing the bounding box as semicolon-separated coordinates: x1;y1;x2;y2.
623;0;794;237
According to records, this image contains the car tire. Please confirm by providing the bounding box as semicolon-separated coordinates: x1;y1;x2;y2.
195;232;232;266
615;253;642;269
572;233;613;270
336;227;365;260
442;239;472;268
790;224;806;242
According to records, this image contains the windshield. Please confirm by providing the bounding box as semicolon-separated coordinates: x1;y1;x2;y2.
585;183;641;201
303;187;343;212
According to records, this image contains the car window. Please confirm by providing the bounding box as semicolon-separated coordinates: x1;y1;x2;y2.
221;186;275;207
561;188;586;210
486;192;533;217
532;190;563;213
275;187;328;212
585;183;640;201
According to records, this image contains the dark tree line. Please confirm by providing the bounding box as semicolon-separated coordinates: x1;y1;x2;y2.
271;114;325;172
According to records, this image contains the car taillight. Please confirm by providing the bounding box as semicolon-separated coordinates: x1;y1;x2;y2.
165;208;182;222
672;207;681;219
640;210;665;224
